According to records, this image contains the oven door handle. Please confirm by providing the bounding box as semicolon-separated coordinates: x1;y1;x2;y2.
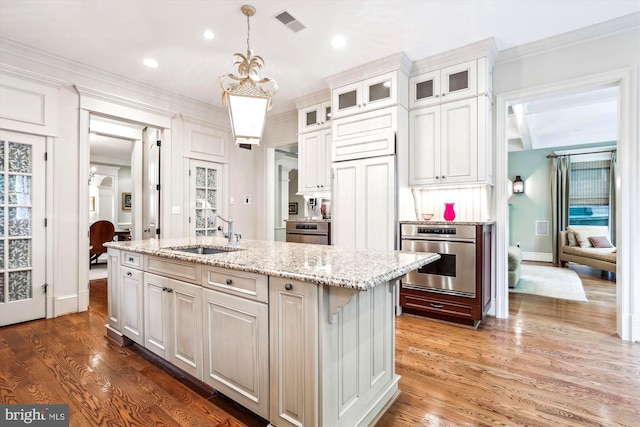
401;237;475;244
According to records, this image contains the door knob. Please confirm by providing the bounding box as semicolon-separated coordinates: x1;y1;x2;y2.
285;283;293;291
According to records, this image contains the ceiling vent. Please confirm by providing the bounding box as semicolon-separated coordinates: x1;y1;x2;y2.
275;10;306;33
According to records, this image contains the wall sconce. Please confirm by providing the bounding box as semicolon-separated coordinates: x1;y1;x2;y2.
513;175;525;194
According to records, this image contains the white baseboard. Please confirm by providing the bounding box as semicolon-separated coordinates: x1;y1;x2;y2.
55;294;79;317
522;251;553;262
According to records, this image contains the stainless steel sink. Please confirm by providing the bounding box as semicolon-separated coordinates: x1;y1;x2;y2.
163;246;239;255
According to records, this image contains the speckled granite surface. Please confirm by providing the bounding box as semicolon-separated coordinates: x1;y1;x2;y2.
105;237;439;291
285;218;331;223
400;220;496;225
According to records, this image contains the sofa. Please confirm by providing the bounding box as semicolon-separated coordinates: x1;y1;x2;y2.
559;225;616;273
508;246;522;288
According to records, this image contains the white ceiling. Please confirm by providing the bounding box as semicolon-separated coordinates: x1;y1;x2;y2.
1;0;638;117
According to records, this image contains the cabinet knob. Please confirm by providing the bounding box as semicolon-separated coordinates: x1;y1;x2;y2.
436;94;440;98
442;93;446;97
162;286;167;292
127;272;132;277
167;288;173;293
226;278;233;285
441;175;446;179
285;283;293;291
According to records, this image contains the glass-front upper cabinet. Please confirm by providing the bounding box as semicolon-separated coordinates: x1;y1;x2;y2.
298;102;332;133
410;60;478;108
332;71;398;119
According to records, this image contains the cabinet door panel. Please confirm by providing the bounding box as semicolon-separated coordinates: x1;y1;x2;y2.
121;266;144;345
441;60;477;103
441;98;477;182
107;249;121;331
409;106;440;185
409;70;441;108
170;279;202;379
269;278;318;427
144;273;170;357
203;289;268;418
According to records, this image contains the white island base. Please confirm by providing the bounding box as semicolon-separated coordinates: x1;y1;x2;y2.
269;277;400;427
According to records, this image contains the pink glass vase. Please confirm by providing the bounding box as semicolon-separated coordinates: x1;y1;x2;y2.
443;203;456;222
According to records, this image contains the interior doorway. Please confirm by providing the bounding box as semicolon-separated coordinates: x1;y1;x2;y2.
495;69;635;340
272;144;298;241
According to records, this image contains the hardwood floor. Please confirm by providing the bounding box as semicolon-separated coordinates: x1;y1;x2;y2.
1;268;638;426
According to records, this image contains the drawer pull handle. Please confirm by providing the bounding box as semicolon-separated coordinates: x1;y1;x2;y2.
226;279;233;285
167;288;173;293
162;287;167;292
285;283;293;291
127;272;132;277
128;257;134;262
430;303;444;309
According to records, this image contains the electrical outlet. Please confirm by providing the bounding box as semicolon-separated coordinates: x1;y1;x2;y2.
230;196;235;205
244;195;250;205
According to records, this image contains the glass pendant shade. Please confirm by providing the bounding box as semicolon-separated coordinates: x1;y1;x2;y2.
227;90;269;145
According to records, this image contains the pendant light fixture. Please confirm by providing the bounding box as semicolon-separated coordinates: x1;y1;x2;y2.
219;4;278;146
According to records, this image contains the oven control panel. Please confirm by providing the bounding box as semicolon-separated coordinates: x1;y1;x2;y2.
417;227;457;235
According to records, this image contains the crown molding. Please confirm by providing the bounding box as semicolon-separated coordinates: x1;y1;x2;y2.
0;37;217;116
74;84;176;119
180;113;230;131
266;109;297;125
293;89;331;110
0;63;67;87
325;51;412;89
495;12;640;64
410;38;498;76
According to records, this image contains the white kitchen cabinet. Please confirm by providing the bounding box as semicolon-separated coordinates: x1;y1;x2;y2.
121;265;144;345
298;101;332;133
331;106;400;162
332;155;396;250
409;59;483;108
202;288;269;419
269;277;318;427
409;96;497;186
106;248;121;334
298;128;332;194
143;272;203;380
332;71;403;119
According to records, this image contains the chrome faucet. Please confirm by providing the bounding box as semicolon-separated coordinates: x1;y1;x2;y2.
214;213;234;245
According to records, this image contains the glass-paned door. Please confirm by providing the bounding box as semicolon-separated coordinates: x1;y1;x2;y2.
0;131;46;326
189;160;222;236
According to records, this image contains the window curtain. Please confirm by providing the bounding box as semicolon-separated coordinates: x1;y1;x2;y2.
609;151;617;245
551;156;570;264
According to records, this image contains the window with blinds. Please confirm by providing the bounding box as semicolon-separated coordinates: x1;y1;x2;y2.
568;160;610;226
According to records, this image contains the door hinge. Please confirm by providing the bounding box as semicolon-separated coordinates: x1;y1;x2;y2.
44;218;48;227
188;216;191;223
43;283;48;294
156;184;160;191
189;169;191;176
44;152;48;161
156;228;160;236
157;140;161;147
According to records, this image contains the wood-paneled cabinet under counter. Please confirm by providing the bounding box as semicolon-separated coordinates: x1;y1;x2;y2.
202;267;269;419
298;128;332;193
143;272;203;380
409;96;492;186
400;223;493;327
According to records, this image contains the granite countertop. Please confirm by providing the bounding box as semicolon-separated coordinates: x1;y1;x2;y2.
105;237;439;291
400;220;496;225
285;218;331;223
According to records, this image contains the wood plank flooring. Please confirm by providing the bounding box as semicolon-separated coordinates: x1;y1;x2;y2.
1;265;638;426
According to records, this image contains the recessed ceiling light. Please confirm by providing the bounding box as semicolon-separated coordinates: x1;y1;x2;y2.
331;35;347;49
143;58;159;68
203;30;215;40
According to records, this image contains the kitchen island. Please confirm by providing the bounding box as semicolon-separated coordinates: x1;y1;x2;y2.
104;237;439;427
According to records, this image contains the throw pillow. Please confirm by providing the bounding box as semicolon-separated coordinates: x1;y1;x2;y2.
570;226;610;248
589;236;614;248
567;230;578;246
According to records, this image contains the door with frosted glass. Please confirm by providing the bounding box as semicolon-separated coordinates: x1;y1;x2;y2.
189;160;222;236
0;131;46;326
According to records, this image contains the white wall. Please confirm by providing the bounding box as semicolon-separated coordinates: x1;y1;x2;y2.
492;20;639;339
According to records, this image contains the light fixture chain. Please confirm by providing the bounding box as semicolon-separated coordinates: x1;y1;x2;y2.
246;12;251;52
